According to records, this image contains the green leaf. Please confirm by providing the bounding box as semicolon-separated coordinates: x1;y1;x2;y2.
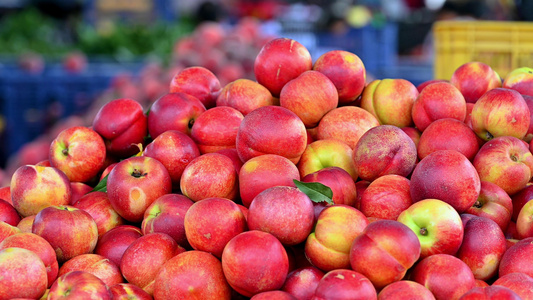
90;173;109;193
293;179;334;205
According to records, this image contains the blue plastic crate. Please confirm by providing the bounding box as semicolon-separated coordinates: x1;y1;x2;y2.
48;66;115;119
316;23;398;73
0;61;143;162
0;69;51;157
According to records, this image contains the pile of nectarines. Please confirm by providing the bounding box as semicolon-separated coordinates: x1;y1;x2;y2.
1;35;533;300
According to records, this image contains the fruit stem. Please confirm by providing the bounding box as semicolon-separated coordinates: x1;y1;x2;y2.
62;148;68;156
486;131;494;140
510;155;518;162
420;227;428;236
188;119;195;130
473;200;482;208
132;169;143;178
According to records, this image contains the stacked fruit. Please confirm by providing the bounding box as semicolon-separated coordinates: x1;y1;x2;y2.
1;36;533;300
1;17;274;180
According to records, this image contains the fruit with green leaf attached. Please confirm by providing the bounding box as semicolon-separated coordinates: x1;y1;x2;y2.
247;186;315;246
301;166;357;207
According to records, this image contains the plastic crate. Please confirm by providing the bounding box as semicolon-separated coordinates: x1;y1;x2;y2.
0;61;142;161
315;23;398;73
0;69;51;157
433;21;533;80
47;62;137;119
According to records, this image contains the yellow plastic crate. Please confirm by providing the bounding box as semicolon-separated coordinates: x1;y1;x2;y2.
433;21;533;80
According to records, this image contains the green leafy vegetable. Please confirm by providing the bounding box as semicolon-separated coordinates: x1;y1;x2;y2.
90;173;108;193
293;179;334;205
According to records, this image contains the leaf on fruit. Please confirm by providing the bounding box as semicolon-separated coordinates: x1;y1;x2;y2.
293;180;334;205
90;174;108;193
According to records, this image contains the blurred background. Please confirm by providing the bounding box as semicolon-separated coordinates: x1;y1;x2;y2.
0;0;530;182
